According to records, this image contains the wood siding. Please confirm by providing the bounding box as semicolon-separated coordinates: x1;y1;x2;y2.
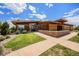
63;25;73;30
49;24;57;31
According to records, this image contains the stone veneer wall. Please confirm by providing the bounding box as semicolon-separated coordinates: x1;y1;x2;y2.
38;30;70;37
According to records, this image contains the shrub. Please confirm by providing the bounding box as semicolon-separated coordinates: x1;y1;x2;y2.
5;35;10;39
10;26;16;33
75;26;79;31
0;35;5;42
78;33;79;36
15;30;20;34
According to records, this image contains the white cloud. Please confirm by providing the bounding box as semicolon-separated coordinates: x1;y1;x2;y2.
0;4;37;14
3;3;27;14
45;3;53;8
30;13;47;20
25;19;31;21
0;6;6;8
0;11;4;14
28;5;37;13
11;17;20;20
63;8;79;17
6;12;10;14
65;16;79;25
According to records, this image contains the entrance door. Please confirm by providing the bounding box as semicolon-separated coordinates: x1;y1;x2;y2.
29;24;37;31
57;26;62;31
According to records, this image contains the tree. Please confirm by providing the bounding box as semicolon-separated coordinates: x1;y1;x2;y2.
75;26;79;30
1;22;9;35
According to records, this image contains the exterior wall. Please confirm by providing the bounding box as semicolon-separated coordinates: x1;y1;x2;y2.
70;26;73;30
38;23;48;30
12;21;73;31
49;24;57;31
63;25;73;30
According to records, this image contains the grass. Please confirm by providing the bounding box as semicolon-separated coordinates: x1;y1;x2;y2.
69;35;79;43
4;33;45;51
40;44;79;56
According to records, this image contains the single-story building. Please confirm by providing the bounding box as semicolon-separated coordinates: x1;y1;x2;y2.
12;19;73;31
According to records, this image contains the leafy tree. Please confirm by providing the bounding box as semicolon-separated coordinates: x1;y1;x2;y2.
75;26;79;30
1;22;9;35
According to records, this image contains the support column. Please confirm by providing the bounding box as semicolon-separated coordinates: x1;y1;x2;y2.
15;24;18;31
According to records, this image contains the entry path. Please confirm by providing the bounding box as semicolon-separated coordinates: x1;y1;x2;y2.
6;32;79;56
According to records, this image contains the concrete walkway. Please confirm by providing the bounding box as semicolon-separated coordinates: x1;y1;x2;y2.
59;40;79;52
6;32;79;56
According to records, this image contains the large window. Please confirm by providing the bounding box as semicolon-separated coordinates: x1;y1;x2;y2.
57;26;63;31
38;24;48;30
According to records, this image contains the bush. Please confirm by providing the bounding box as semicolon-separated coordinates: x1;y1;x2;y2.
0;46;3;55
0;35;5;42
15;30;20;34
1;22;9;35
10;27;16;33
78;33;79;36
5;35;10;39
75;26;79;31
22;30;27;34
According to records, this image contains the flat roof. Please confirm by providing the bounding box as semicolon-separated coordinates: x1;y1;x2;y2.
12;19;73;26
12;20;59;25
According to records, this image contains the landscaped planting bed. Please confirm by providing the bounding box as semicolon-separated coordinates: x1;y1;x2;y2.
40;44;79;56
4;33;45;51
69;35;79;43
0;35;10;41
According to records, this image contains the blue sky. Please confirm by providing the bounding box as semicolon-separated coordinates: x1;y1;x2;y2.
0;3;79;25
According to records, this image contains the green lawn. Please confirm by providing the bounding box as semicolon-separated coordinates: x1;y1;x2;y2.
40;44;79;56
69;35;79;43
4;33;45;51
